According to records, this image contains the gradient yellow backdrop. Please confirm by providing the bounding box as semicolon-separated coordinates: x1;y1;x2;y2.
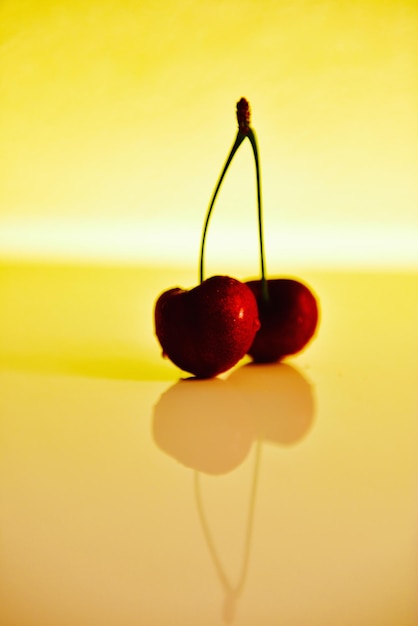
1;6;418;623
1;0;417;270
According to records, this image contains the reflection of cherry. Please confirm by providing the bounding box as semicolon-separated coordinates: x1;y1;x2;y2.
153;378;255;475
152;363;315;477
152;364;316;623
228;362;315;446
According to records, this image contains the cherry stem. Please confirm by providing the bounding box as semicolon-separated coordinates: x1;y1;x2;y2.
199;131;245;285
199;102;269;305
247;127;269;304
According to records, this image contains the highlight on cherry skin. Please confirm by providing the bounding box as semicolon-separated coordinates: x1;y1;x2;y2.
154;275;260;379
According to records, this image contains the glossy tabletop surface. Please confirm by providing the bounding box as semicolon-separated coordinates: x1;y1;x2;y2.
1;263;417;626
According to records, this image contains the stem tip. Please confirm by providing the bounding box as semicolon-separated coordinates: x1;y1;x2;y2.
236;98;251;135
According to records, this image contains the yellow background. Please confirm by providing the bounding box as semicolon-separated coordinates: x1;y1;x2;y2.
1;4;417;623
1;0;417;270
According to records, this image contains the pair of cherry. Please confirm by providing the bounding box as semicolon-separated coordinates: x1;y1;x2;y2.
155;99;319;378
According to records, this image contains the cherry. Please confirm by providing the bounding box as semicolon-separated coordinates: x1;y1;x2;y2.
154;275;260;379
154;100;261;378
246;278;319;362
155;97;319;376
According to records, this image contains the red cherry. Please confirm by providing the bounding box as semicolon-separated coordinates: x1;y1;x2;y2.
246;278;319;363
154;275;260;378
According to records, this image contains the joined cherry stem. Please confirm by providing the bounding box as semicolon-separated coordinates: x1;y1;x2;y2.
247;127;269;304
199;131;245;284
199;101;269;305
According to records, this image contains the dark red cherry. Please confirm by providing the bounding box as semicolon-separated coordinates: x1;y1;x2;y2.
246;278;319;363
154;275;260;378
